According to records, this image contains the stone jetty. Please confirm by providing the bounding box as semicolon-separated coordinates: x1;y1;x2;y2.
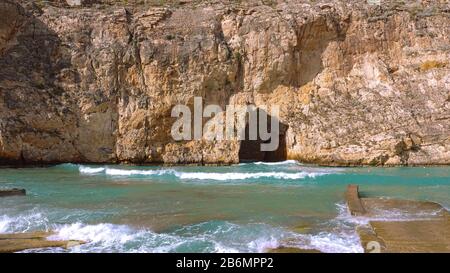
346;184;450;253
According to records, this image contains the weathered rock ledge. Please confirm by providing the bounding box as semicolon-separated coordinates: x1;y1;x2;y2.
0;231;84;253
1;0;449;166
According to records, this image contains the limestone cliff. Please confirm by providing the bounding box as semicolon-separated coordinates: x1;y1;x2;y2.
0;0;449;166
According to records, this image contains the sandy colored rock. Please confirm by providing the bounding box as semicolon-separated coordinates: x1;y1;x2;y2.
0;239;83;253
0;0;449;165
0;231;52;240
0;231;84;253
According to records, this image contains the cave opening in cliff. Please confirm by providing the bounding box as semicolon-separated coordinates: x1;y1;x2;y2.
238;109;288;163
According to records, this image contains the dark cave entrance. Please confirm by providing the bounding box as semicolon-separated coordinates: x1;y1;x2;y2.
238;110;288;163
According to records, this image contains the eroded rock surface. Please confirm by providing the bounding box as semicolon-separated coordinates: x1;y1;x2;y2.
0;0;449;165
0;231;84;253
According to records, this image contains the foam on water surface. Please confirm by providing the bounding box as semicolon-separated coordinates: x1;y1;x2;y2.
0;205;367;253
1;163;449;253
78;162;339;182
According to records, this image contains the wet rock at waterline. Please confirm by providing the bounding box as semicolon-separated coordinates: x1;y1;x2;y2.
0;188;26;197
0;232;84;253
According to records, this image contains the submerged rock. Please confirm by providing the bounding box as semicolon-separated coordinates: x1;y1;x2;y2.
292;223;313;234
0;188;26;197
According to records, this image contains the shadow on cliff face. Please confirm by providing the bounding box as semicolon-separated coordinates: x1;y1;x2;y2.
0;1;76;93
0;0;82;164
238;109;288;163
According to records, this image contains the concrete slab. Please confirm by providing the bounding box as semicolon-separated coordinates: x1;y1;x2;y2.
345;184;366;216
346;184;450;253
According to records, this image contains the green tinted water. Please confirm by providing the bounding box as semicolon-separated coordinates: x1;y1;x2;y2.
0;162;448;252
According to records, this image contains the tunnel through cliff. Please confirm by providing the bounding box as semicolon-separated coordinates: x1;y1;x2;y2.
238;110;288;163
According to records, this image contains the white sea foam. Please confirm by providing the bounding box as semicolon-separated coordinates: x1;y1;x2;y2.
306;232;363;253
50;223;134;243
47;222;157;253
0;209;367;253
296;204;365;253
0;208;290;253
0;212;49;233
247;236;280;252
77;164;333;181
252;160;299;166
174;171;320;180
79;166;105;174
2;210;361;253
104;168;173;176
43;221;288;253
0;215;11;233
42;223;155;252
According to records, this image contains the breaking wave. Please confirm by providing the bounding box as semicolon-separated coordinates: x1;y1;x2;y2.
1;210;291;253
46;221;289;253
1;207;365;253
241;160;300;166
104;168;172;176
78;165;337;181
173;171;320;180
79;166;105;174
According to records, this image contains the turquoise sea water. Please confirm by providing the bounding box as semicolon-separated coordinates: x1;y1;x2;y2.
0;161;449;253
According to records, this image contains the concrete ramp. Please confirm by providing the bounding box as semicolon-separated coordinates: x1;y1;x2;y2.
345;184;366;216
346;185;450;253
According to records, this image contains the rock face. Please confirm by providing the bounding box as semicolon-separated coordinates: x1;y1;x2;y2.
0;0;449;166
0;231;84;252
